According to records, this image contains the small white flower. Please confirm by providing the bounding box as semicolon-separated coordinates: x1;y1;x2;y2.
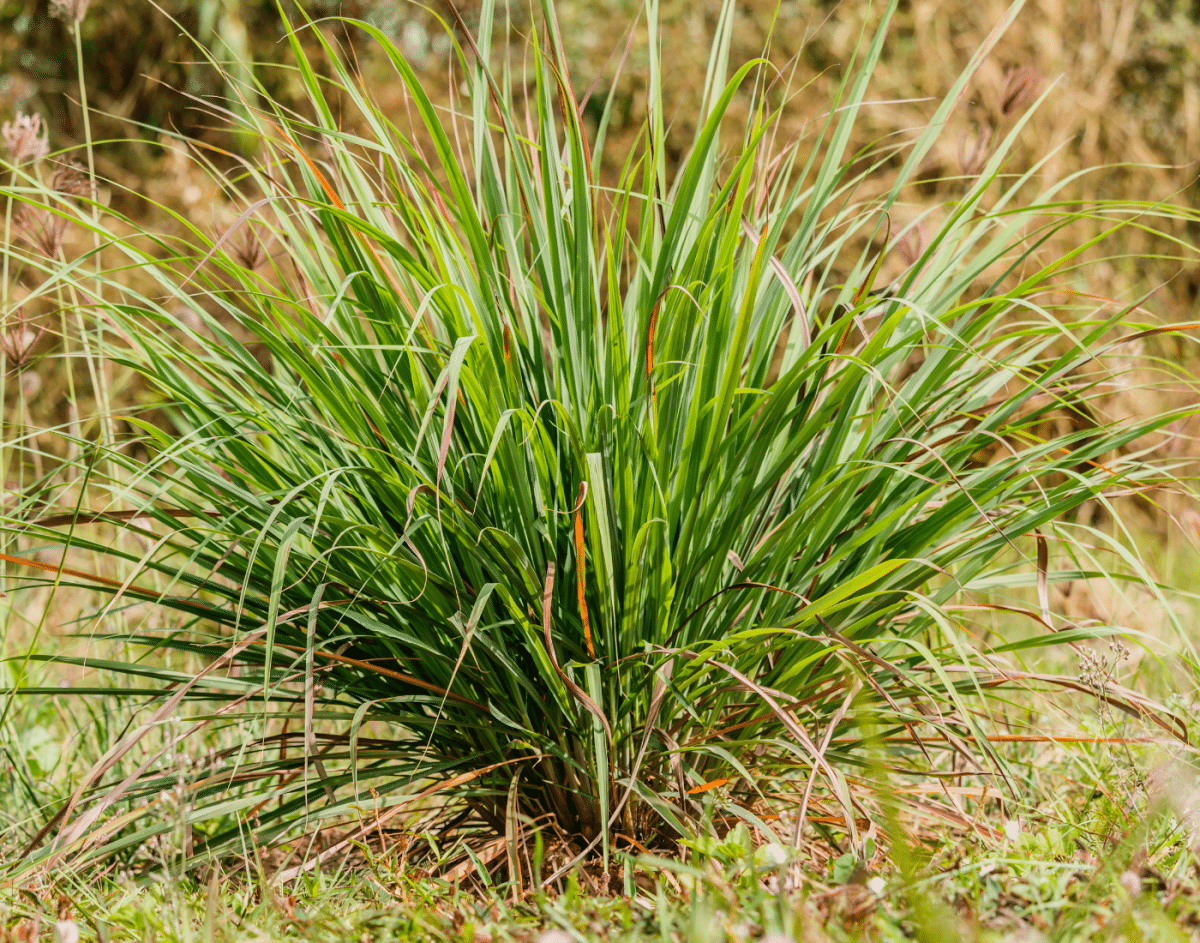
761;842;788;866
1003;817;1021;842
401;21;428;60
49;0;90;24
866;876;886;896
54;920;80;943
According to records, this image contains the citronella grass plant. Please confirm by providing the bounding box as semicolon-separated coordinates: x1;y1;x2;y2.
2;0;1197;881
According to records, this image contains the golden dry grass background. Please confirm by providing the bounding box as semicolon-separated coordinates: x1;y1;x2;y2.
1;5;1196;327
2;0;1197;418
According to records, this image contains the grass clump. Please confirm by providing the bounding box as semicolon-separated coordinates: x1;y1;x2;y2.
1;0;1197;886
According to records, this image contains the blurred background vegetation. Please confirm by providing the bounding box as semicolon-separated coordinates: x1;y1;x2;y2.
1;0;1197;448
0;0;1196;596
3;0;1197;241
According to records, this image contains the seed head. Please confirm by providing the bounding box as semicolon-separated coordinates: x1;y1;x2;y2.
1000;65;1043;116
14;161;89;258
2;304;48;370
49;0;90;23
2;112;49;165
14;206;69;259
50;160;89;198
1077;646;1111;690
228;225;269;271
957;125;991;177
894;222;926;267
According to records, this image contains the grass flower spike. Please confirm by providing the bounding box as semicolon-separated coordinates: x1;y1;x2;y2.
2;112;49;166
49;0;90;24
